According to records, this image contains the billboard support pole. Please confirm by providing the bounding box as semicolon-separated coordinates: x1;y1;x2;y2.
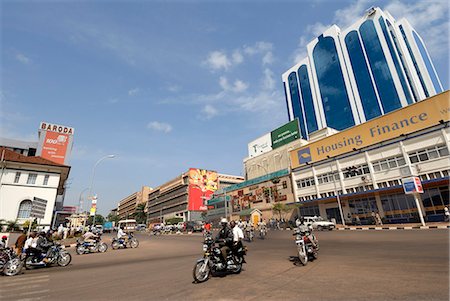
413;194;426;226
329;159;345;226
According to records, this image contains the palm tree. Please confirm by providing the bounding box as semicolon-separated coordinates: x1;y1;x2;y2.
134;203;147;224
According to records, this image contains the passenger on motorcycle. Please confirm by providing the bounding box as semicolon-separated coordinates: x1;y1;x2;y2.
215;218;233;264
82;229;99;246
258;220;267;231
36;231;54;263
230;220;244;249
296;218;318;248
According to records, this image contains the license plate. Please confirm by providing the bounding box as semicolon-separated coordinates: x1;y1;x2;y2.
295;240;303;244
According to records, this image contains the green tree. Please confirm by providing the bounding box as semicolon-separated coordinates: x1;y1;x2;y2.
134;204;147;224
22;218;38;230
272;203;291;220
107;212;120;223
6;219;20;232
87;214;105;226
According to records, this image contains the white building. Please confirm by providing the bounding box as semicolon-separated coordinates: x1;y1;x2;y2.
0;147;70;226
289;92;449;224
282;7;443;139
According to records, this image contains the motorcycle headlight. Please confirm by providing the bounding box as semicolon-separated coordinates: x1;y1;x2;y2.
202;244;208;252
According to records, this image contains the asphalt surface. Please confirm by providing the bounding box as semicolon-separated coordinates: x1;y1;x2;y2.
1;230;448;301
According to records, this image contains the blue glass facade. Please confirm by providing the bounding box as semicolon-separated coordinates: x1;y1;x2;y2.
313;36;354;131
379;17;413;104
297;65;318;133
345;30;382;120
399;25;429;97
288;72;307;138
360;20;401;113
412;31;443;94
283;8;443;137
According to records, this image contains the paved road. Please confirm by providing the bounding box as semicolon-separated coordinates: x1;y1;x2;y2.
1;230;448;301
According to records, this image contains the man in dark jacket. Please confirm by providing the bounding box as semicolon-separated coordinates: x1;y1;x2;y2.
14;230;27;255
36;231;54;263
215;218;233;264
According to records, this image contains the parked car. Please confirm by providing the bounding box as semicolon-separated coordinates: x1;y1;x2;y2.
303;216;335;231
136;224;147;231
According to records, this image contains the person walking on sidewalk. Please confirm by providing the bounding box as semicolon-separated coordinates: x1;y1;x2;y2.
371;211;376;225
375;212;383;226
444;206;449;222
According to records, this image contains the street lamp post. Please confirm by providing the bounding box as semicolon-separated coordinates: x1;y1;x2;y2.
78;187;89;214
88;155;115;228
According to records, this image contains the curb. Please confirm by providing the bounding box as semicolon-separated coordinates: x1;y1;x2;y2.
337;225;450;231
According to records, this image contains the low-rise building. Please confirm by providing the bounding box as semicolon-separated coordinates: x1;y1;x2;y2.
0;147;70;227
146;169;243;224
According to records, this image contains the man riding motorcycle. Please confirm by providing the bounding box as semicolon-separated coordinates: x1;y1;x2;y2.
215;218;233;264
230;220;244;253
82;229;99;246
117;226;128;244
296;217;318;248
36;231;54;263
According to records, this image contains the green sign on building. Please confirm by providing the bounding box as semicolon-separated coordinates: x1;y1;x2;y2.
271;119;300;149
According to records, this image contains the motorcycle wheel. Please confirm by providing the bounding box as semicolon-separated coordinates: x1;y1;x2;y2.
3;259;23;276
112;241;120;250
98;243;108;253
57;253;72;267
298;245;308;266
193;259;210;283
312;250;319;260
24;256;37;270
129;239;139;248
76;245;85;255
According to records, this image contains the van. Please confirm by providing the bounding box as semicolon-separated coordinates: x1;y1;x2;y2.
118;219;137;232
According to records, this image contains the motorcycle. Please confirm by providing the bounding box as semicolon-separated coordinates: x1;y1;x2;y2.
24;243;72;269
293;228;319;266
0;247;23;276
76;236;108;255
259;227;267;240
192;234;247;283
111;233;139;249
245;229;254;242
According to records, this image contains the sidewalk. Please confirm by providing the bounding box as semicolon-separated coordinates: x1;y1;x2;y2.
335;222;450;231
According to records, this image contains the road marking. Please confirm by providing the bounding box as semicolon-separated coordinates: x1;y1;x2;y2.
404;227;413;230
1;275;49;284
3;281;49;289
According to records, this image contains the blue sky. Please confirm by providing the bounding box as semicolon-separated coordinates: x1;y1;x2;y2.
1;0;448;215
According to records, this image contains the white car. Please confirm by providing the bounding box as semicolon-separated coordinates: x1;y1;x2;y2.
304;216;335;231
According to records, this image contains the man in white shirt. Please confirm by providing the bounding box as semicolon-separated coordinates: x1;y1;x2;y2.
230;220;244;245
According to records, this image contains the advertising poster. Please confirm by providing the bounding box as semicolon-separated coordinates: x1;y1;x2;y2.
40;131;69;164
188;169;218;211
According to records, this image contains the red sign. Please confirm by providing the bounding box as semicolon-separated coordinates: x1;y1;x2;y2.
40;131;69;164
188;169;218;211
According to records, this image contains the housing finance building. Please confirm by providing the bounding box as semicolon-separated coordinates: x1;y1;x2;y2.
282;7;444;140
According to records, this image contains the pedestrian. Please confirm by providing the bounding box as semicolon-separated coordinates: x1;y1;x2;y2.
371;211;376;225
14;230;27;255
63;226;69;239
355;215;361;226
444;206;449;222
57;224;64;238
375;212;383;226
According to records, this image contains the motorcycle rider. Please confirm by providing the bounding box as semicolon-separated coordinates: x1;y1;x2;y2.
215;218;233;265
36;231;53;263
296;217;318;248
117;226;128;245
230;220;244;250
82;229;99;247
258;219;267;233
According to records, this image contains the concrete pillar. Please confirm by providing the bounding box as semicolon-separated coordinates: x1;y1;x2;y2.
374;194;385;217
318;203;327;219
364;151;378;189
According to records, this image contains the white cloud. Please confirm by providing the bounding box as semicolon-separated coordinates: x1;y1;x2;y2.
128;88;140;96
243;41;273;55
262;51;274;65
167;85;181;92
219;77;248;93
204;51;231;71
202;105;219;119
232;50;244;64
262;68;276;91
147;121;172;133
16;53;31;64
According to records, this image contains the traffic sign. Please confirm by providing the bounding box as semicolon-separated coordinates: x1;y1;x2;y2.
31;197;47;219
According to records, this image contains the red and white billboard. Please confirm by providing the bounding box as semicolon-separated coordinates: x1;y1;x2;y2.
188;168;218;211
38;122;74;165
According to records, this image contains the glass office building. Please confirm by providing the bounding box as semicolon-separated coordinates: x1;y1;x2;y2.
282;7;443;139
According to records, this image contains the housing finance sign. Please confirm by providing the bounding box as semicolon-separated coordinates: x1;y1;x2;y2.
38;122;74;165
188;169;218;211
291;91;450;168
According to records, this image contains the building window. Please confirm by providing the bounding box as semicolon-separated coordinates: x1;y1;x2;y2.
378;17;413;104
317;172;339;184
359;19;401;113
412;31;442;94
43;175;50;186
27;173;37;185
14;172;21;183
372;156;406;172
17;200;32;218
345;30;382;120
399;25;429;98
288;72;307;139
298;65;318;133
313;35;354;130
296;177;315;189
408;145;449;163
343;164;370;178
